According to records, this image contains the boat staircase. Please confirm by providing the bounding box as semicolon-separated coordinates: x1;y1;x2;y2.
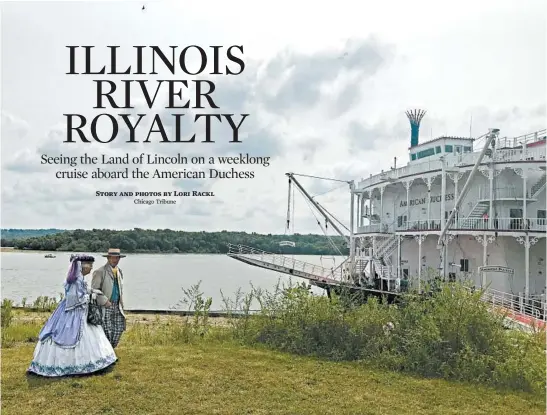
346;255;370;286
371;234;399;287
531;172;546;198
466;201;489;220
464;173;546;221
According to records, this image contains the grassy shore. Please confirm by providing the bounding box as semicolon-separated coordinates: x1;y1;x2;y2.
2;281;546;414
1;308;545;415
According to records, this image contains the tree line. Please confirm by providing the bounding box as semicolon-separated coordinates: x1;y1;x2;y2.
1;229;64;239
0;228;349;255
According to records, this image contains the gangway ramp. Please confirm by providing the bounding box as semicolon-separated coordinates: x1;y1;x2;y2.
227;244;401;301
227;243;343;286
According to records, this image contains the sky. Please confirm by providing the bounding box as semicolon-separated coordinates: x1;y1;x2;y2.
1;0;545;234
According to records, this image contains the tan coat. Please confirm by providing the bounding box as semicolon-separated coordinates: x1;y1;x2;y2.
91;262;125;317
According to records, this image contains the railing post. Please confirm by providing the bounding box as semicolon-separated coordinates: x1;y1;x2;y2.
542;294;546;321
519;292;524;313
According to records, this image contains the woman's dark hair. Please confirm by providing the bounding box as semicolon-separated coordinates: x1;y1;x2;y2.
66;254;95;283
69;254;95;263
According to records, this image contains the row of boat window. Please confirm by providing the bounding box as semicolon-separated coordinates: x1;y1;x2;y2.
411;145;473;161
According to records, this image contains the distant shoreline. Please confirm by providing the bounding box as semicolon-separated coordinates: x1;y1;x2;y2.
1;229;348;257
0;247;334;256
0;248;224;255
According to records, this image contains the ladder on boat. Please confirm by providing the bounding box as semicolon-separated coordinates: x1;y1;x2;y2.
371;234;399;285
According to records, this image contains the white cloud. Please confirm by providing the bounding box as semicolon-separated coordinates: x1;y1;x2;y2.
1;0;545;233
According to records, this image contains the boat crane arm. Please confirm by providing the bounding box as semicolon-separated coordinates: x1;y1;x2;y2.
289;172;351;184
315;201;350;232
437;128;500;247
286;172;351;244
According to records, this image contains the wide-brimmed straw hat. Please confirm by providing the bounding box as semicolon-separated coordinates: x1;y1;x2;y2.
102;248;126;258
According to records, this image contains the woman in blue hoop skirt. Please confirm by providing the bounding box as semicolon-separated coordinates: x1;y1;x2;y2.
27;254;117;377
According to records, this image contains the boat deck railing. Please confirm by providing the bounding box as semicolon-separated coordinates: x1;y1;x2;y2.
357;217;546;233
476;185;534;200
497;129;547;149
357;133;546;190
476;287;546;329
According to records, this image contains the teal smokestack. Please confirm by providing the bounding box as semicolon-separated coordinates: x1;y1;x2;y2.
405;109;426;148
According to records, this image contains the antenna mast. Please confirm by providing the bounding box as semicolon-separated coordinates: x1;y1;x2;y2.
469;115;473;138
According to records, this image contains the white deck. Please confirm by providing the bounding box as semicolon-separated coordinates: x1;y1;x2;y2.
357;129;546;190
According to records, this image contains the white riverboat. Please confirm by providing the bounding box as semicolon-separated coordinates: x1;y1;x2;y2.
228;110;546;329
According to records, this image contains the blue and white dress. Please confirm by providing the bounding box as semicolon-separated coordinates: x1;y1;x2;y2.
27;266;117;377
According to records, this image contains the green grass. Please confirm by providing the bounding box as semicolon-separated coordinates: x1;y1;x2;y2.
3;280;546;414
1;313;545;415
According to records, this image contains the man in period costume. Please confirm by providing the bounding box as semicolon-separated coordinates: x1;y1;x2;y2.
92;248;127;348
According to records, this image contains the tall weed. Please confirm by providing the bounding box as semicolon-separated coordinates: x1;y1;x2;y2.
216;279;546;394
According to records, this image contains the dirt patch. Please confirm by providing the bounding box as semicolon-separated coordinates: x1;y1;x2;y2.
126;313;232;327
13;312;234;327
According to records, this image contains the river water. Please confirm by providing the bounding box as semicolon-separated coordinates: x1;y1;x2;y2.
1;252;344;311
